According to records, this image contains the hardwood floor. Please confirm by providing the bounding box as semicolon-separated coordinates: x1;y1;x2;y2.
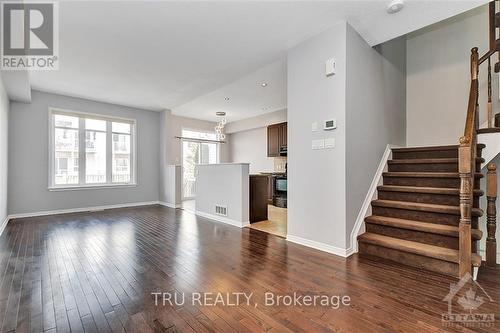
247;205;287;238
0;205;498;332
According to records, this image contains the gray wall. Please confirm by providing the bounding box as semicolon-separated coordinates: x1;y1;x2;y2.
159;110;230;203
227;109;287;174
196;163;249;226
229;127;275;174
406;4;499;261
287;22;348;249
0;74;9;224
8;90;160;214
225;109;287;134
407;4;493;146
345;25;407;248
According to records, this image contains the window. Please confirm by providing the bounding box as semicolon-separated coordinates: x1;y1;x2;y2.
181;129;219;198
49;109;136;189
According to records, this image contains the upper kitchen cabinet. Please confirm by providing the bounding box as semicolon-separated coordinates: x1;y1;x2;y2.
267;122;287;157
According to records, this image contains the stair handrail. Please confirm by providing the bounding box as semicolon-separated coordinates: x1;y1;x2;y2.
458;47;479;278
458;1;498;277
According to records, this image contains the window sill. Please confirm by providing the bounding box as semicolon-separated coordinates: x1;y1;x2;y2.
48;183;137;191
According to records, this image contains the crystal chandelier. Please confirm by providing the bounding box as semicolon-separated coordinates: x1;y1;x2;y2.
215;111;227;141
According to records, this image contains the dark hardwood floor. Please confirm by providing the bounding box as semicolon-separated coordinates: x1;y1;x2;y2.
0;205;498;332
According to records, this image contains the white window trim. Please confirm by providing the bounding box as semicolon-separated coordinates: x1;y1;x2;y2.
48;107;137;190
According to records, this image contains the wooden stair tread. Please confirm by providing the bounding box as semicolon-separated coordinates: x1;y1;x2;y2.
377;185;484;196
358;233;482;266
372;199;483;216
477;127;500;134
383;172;483;178
365;215;482;239
388;157;484;164
392;144;485;153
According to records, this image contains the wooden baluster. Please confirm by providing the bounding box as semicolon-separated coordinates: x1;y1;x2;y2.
488;57;493;128
490;1;496;52
459;138;473;277
486;163;497;267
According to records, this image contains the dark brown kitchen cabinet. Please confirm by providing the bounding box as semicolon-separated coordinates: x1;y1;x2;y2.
280;123;287;149
267;175;274;204
267;124;280;157
267;122;287;157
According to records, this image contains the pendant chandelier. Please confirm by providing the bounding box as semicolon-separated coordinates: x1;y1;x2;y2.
215;111;227;141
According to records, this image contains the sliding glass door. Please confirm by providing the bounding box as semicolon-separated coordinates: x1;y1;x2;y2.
182;130;218;199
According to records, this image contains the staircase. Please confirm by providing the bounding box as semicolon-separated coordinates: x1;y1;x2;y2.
358;145;485;276
357;1;500;278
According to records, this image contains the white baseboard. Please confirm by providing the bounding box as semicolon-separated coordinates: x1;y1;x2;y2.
8;201;160;220
195;210;248;228
0;216;9;237
349;144;397;255
286;235;350;258
158;201;181;209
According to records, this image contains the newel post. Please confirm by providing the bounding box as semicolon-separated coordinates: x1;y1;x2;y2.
458;137;473;277
486;163;497;267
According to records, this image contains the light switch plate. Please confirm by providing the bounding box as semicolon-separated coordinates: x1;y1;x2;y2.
312;122;318;132
324;138;335;148
312;139;325;150
325;58;336;76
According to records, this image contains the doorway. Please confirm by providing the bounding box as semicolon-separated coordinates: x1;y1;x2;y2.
181;129;219;202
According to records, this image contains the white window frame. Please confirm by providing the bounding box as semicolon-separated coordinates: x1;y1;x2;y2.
48;108;137;191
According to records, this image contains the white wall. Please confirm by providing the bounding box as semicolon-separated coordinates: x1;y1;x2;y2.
287;22;348;251
229;127;275;174
407;4;494;146
225;109;287;134
196;163;249;227
228;109;288;174
345;25;407;248
0;74;9;227
8;90;161;215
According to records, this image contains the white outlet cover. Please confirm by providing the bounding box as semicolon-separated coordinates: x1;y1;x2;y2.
312;139;324;150
324;138;335;148
312;122;318;132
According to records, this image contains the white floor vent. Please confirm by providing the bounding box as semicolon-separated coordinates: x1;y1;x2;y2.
215;205;228;216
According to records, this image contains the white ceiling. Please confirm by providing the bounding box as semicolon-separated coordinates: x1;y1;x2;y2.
3;0;487;122
173;59;286;122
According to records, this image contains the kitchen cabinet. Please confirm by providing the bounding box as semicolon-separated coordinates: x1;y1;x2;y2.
267;122;287;157
249;175;269;223
280;122;287;149
267;175;274;204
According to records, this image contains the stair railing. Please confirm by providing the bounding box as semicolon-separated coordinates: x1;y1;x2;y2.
486;163;497;267
459;0;499;277
458;47;479;277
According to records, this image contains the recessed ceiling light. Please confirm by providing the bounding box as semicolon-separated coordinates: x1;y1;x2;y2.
224;97;230;101
387;0;404;14
261;83;268;87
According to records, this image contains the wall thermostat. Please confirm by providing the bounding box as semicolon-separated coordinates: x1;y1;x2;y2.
324;119;336;130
